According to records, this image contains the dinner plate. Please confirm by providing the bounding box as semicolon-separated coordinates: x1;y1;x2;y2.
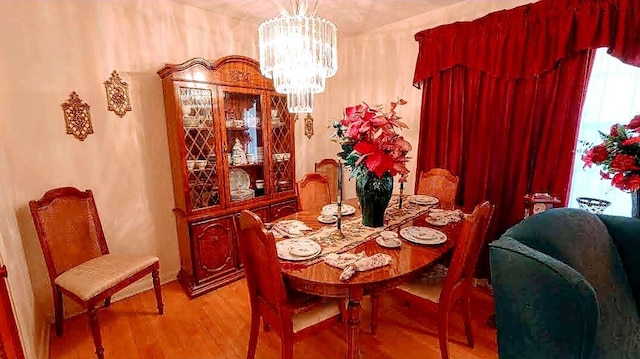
376;236;401;248
229;168;250;191
276;239;321;261
400;227;447;245
407;226;438;240
321;203;356;216
408;195;439;206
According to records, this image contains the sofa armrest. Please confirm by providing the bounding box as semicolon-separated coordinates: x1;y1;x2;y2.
598;214;640;311
490;237;598;359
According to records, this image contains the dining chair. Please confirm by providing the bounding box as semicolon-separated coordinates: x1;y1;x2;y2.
416;168;460;208
388;201;494;359
29;187;163;359
314;159;339;202
296;173;332;211
234;210;343;359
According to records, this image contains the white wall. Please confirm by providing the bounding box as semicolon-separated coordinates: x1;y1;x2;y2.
0;0;259;357
296;0;538;199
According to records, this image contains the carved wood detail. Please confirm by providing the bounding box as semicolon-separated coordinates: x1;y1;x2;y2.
61;92;93;141
229;70;251;83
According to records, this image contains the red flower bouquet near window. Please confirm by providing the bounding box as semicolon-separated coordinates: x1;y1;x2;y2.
331;99;412;227
582;114;640;192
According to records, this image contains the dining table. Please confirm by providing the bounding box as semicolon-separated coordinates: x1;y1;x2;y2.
276;196;465;359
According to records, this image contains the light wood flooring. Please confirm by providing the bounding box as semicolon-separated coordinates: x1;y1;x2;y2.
50;280;498;359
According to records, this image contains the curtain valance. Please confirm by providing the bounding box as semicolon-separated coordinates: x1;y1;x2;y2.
413;0;640;85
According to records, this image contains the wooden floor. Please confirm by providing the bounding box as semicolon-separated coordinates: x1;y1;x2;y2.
50;280;498;359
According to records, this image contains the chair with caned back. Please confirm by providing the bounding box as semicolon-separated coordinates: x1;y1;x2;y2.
296;173;332;211
314;159;338;202
388;201;494;359
416;168;460;208
234;210;342;359
29;187;163;359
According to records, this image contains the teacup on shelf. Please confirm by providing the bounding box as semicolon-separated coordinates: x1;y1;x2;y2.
195;160;207;169
186;160;195;170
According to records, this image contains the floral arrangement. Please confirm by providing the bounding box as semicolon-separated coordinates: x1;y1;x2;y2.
331;99;412;181
582;114;640;192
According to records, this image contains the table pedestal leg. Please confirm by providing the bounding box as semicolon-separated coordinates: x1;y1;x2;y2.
347;290;363;359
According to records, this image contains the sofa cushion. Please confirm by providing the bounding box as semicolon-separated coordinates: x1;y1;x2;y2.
504;208;640;358
598;214;640;313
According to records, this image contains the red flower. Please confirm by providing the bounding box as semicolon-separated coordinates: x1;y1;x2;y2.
623;136;640;146
609;154;638;171
627;174;640;192
626;114;640;130
611;124;621;136
582;145;609;168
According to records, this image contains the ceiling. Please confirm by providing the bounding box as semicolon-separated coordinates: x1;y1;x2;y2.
171;0;465;38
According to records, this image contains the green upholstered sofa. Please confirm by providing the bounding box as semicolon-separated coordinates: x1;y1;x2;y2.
490;208;640;359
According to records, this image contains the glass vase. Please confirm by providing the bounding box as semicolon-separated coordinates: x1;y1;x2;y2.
632;191;640;219
356;171;394;227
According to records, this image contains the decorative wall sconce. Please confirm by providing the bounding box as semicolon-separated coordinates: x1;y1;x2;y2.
304;113;314;139
104;70;132;117
61;92;93;141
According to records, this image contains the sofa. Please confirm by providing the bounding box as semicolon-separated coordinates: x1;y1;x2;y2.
490;208;640;359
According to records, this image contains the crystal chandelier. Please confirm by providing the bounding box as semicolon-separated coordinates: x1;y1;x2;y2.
258;1;337;113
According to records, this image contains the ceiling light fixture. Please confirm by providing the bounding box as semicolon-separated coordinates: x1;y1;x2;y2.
258;0;337;113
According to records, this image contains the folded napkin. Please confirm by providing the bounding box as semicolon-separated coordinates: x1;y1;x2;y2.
427;209;465;224
324;252;392;281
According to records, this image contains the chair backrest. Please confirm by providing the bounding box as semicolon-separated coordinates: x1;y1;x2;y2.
315;159;338;201
442;201;494;295
234;210;288;317
29;187;109;281
296;173;331;211
416;168;459;207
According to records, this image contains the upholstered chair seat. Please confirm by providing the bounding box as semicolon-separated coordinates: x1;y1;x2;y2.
55;254;159;301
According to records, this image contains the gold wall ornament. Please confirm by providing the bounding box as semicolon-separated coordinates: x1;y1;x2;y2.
304;113;314;139
61;92;94;141
104;70;132;117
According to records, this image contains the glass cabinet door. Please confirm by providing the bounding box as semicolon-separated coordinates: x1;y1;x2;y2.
179;86;221;211
220;90;267;203
269;96;294;194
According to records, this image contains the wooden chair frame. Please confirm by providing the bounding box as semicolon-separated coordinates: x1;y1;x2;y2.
386;201;494;359
234;210;343;359
29;187;164;359
314;159;339;202
416;168;460;207
296;173;332;211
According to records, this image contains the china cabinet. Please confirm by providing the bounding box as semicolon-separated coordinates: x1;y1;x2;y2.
157;56;297;297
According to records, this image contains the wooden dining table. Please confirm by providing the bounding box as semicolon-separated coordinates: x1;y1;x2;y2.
278;198;464;359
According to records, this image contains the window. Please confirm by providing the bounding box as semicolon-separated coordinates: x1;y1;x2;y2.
568;48;640;216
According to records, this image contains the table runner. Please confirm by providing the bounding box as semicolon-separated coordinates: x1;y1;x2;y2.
278;196;434;267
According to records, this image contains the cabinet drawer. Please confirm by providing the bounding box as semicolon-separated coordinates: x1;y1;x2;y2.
190;217;237;283
269;200;298;221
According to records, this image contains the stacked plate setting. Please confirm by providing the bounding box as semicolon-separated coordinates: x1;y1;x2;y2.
256;147;264;164
408;195;439;206
400;226;447;245
276;238;321;261
321;203;357;216
230;168;255;201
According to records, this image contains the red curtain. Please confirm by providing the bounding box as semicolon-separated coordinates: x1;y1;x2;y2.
413;0;640;275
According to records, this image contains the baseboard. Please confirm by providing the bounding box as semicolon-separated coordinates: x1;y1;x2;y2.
37;318;50;359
